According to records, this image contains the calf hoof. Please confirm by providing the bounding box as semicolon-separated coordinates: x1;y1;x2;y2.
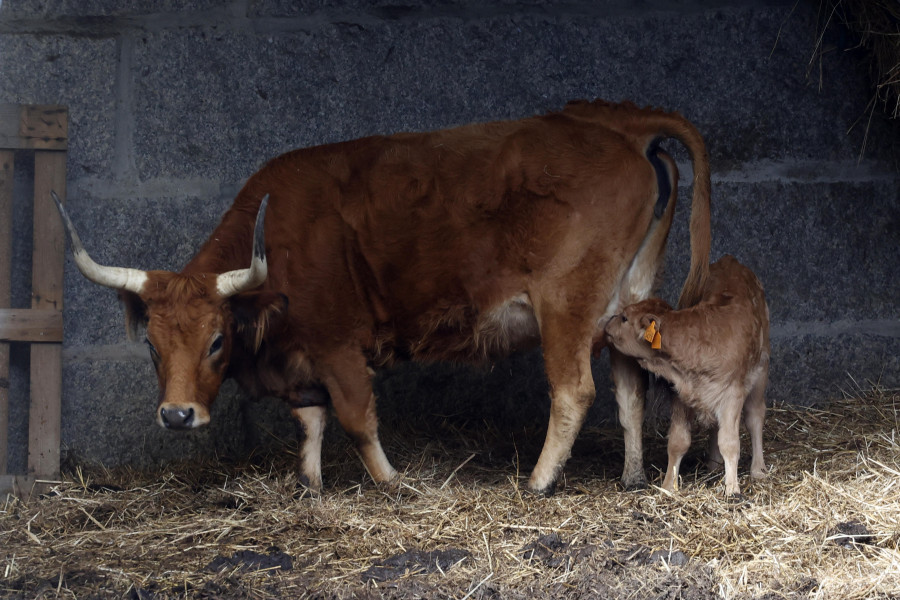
296;474;322;496
725;492;748;505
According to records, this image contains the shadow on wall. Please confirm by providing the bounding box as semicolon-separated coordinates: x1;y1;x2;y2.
374;348;622;438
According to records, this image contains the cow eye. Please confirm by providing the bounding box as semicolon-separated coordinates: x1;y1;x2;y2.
208;334;224;356
620;315;628;323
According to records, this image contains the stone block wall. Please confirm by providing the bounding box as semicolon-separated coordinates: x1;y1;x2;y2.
1;0;897;471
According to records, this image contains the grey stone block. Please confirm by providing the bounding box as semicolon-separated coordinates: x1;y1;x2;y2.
658;180;900;324
0;1;225;19
61;361;296;468
769;334;900;406
61;192;234;346
0;36;118;181
126;3;891;186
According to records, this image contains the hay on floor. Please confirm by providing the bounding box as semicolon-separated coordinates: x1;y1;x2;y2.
1;384;898;599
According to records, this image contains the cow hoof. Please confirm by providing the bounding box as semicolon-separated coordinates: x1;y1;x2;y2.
527;480;557;498
624;480;649;492
373;476;401;493
621;474;649;492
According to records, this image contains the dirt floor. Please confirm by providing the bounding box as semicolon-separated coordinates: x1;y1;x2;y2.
1;385;899;599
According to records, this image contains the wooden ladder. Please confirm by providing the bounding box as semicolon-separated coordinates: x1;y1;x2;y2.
0;104;67;499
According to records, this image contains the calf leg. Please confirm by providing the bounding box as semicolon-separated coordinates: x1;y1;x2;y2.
744;370;768;480
716;394;744;496
290;405;327;492
662;398;693;492
706;433;724;473
609;348;648;489
319;349;398;484
528;312;596;495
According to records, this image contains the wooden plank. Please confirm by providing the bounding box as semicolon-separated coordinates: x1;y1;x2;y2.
0;105;67;151
0;105;19;150
0;309;64;342
28;151;66;481
0;149;11;476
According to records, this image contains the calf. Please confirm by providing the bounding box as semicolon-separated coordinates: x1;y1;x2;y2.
604;255;770;496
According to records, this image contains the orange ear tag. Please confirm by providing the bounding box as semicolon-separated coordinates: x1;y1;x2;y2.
644;320;662;349
643;320;657;343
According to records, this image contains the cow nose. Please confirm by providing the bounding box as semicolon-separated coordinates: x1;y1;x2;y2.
160;406;195;429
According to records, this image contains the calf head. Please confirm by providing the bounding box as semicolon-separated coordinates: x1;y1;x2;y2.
604;297;673;359
53;192;282;430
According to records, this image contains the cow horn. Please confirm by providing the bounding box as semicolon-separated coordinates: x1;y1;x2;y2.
216;194;269;298
52;191;148;294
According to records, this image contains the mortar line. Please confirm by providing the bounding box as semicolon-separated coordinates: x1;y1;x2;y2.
71;157;898;202
0;0;797;36
112;33;137;185
674;159;899;186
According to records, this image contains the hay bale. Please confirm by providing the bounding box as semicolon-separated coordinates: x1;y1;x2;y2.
818;0;900;119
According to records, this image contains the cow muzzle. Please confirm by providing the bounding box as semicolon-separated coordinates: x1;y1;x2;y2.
158;404;210;430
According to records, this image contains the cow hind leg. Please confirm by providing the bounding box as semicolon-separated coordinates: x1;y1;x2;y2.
609;348;648;490
291;405;327;492
528;312;596;495
319;350;398;485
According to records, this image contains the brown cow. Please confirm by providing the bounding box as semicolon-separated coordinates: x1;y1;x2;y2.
54;99;711;495
603;255;770;496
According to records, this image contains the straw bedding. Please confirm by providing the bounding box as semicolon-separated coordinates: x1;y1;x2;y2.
1;384;898;599
817;0;900;120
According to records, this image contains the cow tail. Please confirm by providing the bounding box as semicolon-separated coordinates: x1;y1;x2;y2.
646;111;712;308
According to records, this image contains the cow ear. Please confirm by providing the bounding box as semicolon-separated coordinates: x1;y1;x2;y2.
119;290;148;341
231;291;289;352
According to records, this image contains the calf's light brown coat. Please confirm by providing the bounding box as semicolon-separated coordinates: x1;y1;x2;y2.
604;255;770;496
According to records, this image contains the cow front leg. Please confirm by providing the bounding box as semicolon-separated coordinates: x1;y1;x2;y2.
290;405;327;493
609;348;648;490
319;349;398;485
528;313;596;495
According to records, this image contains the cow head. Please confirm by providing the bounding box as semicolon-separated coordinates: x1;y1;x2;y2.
604;297;673;359
53;192;280;430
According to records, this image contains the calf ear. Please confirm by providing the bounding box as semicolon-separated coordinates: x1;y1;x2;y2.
119;290;148;341
231;291;289;352
638;314;659;331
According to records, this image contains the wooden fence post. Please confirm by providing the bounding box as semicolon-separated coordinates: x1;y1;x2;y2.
0;104;67;499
